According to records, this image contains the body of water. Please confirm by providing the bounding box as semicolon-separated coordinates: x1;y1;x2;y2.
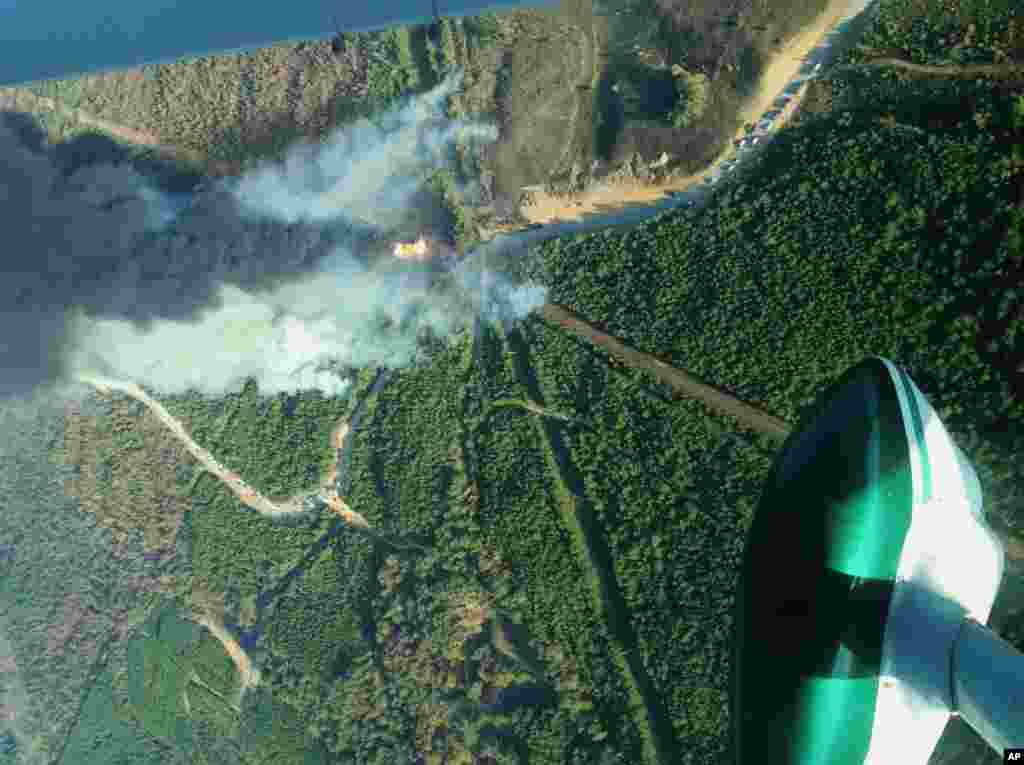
0;0;558;88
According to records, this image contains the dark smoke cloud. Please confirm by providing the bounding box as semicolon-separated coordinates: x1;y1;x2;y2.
0;72;547;401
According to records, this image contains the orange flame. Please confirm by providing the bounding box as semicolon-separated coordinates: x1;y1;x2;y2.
393;236;430;260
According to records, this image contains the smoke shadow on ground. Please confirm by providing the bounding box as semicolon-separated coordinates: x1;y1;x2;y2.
3;110;207;191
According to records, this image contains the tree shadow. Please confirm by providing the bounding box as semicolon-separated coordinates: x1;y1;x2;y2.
504;320;680;763
735;44;763;100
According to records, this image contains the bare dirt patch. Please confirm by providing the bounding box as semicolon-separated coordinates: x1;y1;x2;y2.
193;612;261;699
517;0;851;225
0;87;204;164
488;8;592;203
516;76;811;225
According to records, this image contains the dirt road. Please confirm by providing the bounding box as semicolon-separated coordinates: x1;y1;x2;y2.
0;86;248;176
518;0;857;225
0;87;203;161
539;303;793;442
78;374;371;530
860;56;1024;79
192;611;261;700
76;372;418;698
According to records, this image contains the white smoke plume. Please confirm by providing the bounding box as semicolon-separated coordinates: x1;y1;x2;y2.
0;70;547;402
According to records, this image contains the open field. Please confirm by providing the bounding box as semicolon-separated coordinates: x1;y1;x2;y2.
517;0;850;224
512;72;811;226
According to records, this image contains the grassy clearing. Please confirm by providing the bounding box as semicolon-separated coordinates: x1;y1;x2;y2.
115;603;253;761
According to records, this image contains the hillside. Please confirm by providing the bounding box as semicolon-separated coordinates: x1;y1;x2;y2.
0;0;1021;764
0;0;845;248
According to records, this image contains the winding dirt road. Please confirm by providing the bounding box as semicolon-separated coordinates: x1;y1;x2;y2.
76;369;431;696
77;373;372;529
0;88;202;162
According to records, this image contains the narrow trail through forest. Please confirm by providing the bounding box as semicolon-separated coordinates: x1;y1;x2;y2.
0;87;205;164
859;55;1024;79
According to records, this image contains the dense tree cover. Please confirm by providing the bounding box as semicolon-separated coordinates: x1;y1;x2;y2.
154;379;352;605
165;378;354;501
0;391;186;764
511;316;759;762
465;326;631;762
330;336;560;762
240;685;328;765
263;543;365;706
